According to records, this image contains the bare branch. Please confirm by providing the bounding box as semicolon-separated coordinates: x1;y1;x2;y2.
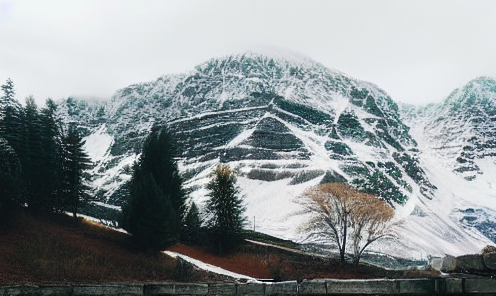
295;183;396;265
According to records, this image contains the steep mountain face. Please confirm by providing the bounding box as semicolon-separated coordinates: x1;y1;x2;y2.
400;77;496;244
56;52;494;260
402;77;496;181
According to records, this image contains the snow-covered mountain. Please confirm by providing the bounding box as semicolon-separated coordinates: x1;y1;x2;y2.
56;52;495;260
399;77;496;248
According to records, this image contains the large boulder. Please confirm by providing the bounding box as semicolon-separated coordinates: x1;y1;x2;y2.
441;255;457;273
432;247;496;273
455;254;487;272
428;257;444;271
483;253;496;270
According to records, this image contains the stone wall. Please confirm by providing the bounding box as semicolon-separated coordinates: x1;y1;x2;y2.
429;252;496;273
1;278;495;295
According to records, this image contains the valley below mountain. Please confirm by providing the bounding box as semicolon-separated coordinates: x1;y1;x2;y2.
56;51;496;262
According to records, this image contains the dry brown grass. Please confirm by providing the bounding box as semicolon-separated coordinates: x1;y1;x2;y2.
168;243;273;279
0;212;175;284
0;211;438;285
167;243;407;281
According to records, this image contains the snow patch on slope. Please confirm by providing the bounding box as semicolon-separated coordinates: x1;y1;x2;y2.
163;251;256;281
83;125;113;162
239;176;318;241
91;154;138;200
397;105;496;257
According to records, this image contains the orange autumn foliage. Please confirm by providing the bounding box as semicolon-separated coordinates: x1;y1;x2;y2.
297;183;395;266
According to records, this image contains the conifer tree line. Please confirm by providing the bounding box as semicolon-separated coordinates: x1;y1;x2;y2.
1;79;247;253
120;125;247;253
0;79;91;220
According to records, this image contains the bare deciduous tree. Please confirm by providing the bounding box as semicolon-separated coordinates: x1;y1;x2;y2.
296;183;395;266
349;193;395;266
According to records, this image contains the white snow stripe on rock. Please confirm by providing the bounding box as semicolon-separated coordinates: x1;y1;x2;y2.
163;251;257;281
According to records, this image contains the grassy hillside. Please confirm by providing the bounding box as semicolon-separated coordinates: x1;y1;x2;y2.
168;239;440;282
0;211;440;285
0;211;227;284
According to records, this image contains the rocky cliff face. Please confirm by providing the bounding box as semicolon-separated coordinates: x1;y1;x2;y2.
400;77;496;245
56;52;495;259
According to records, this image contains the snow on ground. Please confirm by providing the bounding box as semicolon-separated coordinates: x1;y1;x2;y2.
225;46;317;69
83;125;113;162
66;212;128;233
238;176;318;241
92;201;121;211
332;94;349;125
188;173;314;242
390;116;496;258
184;115;493;260
92;153;138;199
163;251;257;281
184;112;493;260
225;127;256;149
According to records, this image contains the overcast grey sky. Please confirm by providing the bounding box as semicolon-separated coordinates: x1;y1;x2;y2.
1;0;495;106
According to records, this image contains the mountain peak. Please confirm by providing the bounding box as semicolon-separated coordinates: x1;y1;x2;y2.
460;76;496;96
470;76;496;86
441;76;496;111
195;47;347;80
223;46;318;66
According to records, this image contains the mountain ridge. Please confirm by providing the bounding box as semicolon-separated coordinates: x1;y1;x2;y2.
55;52;495;261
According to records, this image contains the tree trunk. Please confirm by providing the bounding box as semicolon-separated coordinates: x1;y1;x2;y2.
353;254;360;267
341;215;348;264
73;190;78;220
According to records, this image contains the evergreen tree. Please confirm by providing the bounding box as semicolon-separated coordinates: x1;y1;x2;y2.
22;97;47;211
206;165;246;254
120;125;186;250
0;138;22;216
121;170;178;249
181;202;203;245
39;99;65;211
0;80;26;210
19;96;63;212
0;80;68;214
62;124;92;218
0;102;23;143
0;78;16;109
0;79;23;154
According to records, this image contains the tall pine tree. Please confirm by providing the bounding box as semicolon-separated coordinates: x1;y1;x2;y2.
62;124;92;218
39;99;65;211
0;79;23;156
0;138;22;217
0;78;16;111
22;97;47;211
0;80;83;216
181;202;203;245
206;165;246;254
120;125;185;251
0;79;25;211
